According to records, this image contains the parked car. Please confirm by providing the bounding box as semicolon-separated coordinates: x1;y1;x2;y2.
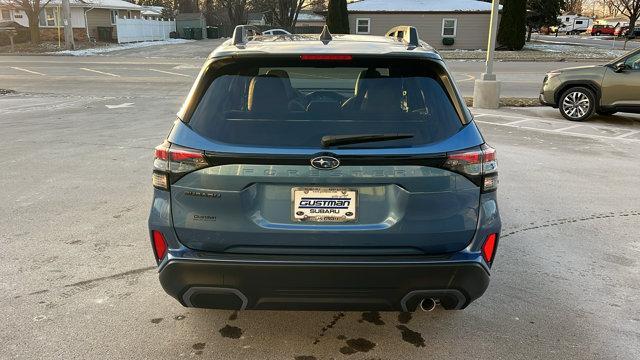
148;25;501;312
587;24;616;36
540;48;640;121
614;25;628;37
262;28;292;35
619;26;640;37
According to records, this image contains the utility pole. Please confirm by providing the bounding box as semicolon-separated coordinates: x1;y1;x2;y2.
62;0;75;50
473;0;501;109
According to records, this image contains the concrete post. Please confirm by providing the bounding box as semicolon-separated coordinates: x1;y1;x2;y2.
473;0;500;109
62;0;75;50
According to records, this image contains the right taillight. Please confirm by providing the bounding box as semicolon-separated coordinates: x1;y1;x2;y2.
153;142;209;190
444;144;498;193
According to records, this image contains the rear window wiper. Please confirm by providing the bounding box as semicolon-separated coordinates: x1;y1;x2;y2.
321;133;414;148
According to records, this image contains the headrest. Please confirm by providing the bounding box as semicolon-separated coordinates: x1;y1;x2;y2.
361;79;403;113
247;75;288;112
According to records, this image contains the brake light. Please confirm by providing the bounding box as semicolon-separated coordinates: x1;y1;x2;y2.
300;54;352;61
153;142;209;190
152;230;167;261
482;233;497;263
444;145;498;192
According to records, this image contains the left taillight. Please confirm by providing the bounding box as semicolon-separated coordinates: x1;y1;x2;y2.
443;144;498;193
153;142;208;190
152;230;167;261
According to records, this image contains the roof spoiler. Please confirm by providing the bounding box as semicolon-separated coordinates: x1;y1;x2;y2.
232;25;261;46
385;26;421;48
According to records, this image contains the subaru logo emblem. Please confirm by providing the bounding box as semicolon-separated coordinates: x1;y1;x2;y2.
311;156;340;170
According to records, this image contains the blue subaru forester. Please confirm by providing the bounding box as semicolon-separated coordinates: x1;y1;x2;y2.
148;26;501;312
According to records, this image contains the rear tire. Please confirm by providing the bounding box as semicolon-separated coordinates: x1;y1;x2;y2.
596;31;601;36
597;109;617;116
559;87;596;121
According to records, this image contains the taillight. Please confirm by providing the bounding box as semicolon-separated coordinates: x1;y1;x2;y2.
152;230;167;261
444;144;498;193
153;142;208;190
482;233;497;263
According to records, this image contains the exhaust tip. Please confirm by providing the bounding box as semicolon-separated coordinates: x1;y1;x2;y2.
419;298;437;312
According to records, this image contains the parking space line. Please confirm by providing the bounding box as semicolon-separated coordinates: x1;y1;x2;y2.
503;119;531;126
554;124;583;132
79;67;120;77
615;130;640;139
148;68;192;78
10;67;45;75
475;120;639;143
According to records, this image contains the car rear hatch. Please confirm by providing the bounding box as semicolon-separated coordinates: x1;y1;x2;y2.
155;55;496;256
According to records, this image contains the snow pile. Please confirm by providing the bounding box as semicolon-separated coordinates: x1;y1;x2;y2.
524;43;626;58
348;0;500;12
52;39;195;56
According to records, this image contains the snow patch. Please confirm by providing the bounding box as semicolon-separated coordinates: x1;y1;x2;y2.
51;39;195;56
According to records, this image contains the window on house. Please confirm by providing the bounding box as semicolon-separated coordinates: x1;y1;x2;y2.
442;18;457;37
1;9;11;20
566;17;570;22
576;20;583;25
356;18;370;34
111;10;118;24
14;14;23;19
38;8;59;27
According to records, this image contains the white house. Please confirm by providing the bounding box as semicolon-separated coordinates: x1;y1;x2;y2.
346;0;501;49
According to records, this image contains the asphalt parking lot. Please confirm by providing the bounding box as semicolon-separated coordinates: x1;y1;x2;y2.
1;41;639;359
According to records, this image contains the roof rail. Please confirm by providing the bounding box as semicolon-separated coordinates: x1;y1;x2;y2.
319;25;332;43
232;25;261;46
385;26;421;48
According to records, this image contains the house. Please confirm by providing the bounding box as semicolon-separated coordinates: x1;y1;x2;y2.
346;0;501;50
596;16;629;27
142;6;164;21
247;12;267;26
294;11;325;33
0;0;143;42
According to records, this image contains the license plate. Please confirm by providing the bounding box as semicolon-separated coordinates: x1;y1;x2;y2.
292;187;357;222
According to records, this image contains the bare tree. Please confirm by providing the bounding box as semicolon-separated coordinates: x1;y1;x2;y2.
219;0;248;29
6;0;52;44
607;0;640;45
565;0;584;13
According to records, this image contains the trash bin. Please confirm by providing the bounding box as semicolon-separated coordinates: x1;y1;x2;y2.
206;26;219;39
96;26;113;42
192;28;203;40
182;27;193;40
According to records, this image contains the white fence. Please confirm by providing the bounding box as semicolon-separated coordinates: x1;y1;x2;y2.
115;18;176;43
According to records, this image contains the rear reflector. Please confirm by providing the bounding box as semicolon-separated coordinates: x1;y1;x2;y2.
482;233;497;263
300;54;352;61
152;231;167;261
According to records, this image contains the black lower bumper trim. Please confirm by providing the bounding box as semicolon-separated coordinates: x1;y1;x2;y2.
159;259;490;311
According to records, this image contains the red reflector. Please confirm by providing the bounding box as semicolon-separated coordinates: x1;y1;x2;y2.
300;54;352;61
482;233;497;263
152;231;167;261
154;146;168;160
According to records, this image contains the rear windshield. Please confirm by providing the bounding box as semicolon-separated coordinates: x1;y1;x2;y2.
186;57;464;149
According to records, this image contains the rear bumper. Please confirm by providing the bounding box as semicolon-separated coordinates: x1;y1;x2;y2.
158;255;490;311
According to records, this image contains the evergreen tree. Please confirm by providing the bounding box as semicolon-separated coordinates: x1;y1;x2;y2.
497;0;527;50
327;0;349;33
527;0;563;41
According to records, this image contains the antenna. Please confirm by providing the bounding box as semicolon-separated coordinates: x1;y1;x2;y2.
319;25;332;44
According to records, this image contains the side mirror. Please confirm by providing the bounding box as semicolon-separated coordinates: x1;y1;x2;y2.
613;62;627;73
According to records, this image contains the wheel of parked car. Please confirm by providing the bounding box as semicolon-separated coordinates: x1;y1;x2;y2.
595;31;601;36
559;87;596;121
596;109;617;116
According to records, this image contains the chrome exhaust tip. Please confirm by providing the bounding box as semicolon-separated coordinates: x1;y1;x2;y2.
419;298;437;312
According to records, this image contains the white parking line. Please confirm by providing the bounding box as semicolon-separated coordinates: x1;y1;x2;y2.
79;67;120;77
10;67;45;75
503;119;532;126
475;120;639;142
553;124;584;132
148;69;192;78
615;130;640;139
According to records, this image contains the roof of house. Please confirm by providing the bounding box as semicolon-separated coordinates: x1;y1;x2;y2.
296;11;324;22
347;0;499;13
247;13;266;21
142;5;163;16
28;0;144;10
